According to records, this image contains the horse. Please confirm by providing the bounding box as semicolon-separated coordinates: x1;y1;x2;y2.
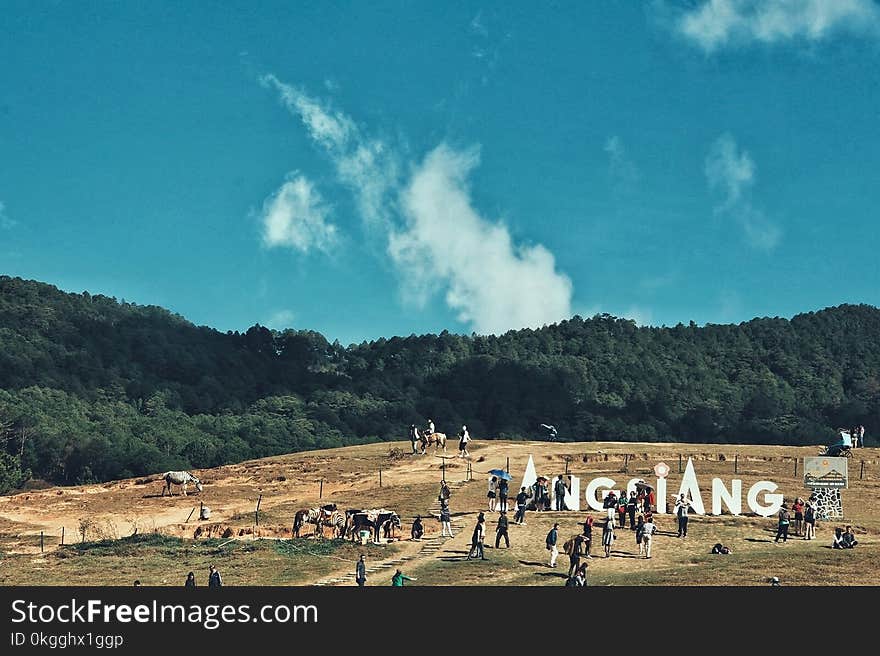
348;509;401;543
161;471;203;497
419;431;447;455
293;503;337;538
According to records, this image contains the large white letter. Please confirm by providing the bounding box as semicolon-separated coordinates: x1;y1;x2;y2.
585;477;616;511
675;458;705;515
565;475;580;512
656;477;667;514
748;481;783;517
711;478;742;516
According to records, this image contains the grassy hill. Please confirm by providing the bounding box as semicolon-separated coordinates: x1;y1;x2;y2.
0;440;876;586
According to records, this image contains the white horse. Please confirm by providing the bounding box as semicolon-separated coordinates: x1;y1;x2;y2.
161;471;203;497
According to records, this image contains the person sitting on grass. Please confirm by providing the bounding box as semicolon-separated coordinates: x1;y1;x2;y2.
711;543;732;554
411;515;424;541
842;526;858;548
832;527;845;549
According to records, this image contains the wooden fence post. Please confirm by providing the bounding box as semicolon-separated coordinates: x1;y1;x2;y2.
623;454;629;473
185;506;196;523
379;468;383;488
61;527;65;546
678;454;682;473
319;479;324;499
734;454;738;474
255;495;263;526
40;531;44;553
564;458;570;475
506;457;509;473
860;461;865;480
794;459;798;477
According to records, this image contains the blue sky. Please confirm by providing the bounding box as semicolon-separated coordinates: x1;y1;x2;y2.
1;1;879;344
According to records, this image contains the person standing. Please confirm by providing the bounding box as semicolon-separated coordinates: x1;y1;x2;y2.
674;494;693;538
635;514;646;556
409;424;420;454
514;487;529;525
458;425;471;458
439;498;454;537
554;474;568;511
495;511;510;548
774;504;791;543
546;522;560;568
498;477;509;512
487;476;498;511
803;500;815;540
356;554;367;587
391;569;415;586
439;480;451;502
208;564;222;587
582;516;594;559
468;513;487;560
642;516;656;558
184;572;196;587
602;518;615;557
792;498;804;536
603;491;617;526
568;533;586;577
617;492;628;529
627;492;638;530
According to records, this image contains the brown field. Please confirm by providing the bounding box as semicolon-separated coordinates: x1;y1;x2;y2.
0;440;876;586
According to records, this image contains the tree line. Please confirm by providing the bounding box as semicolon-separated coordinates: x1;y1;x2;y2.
1;275;877;491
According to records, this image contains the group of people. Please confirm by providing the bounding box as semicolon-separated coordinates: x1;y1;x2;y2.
355;554;417;586
407;419;472;457
839;425;867;448
832;526;859;549
774;496;818;542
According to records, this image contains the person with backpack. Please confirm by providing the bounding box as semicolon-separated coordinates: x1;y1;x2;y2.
774;503;791;543
635;514;646;555
554;474;568;511
546;523;559;568
567;533;586;577
495;511;510;548
498;477;510;513
627;491;638;530
514;487;529;525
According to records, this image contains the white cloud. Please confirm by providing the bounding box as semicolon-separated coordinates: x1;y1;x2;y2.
259;174;337;253
705;134;782;251
264;309;296;330
389;145;573;335
604;136;641;193
678;0;880;52
261;75;574;335
0;201;15;230
260;74;398;228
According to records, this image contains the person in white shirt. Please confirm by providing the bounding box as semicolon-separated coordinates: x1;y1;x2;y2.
426;419;435;435
487;476;498;511
458;425;470;458
674;494;693;538
642;519;657;558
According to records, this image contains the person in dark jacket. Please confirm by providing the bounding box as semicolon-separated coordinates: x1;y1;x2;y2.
627;492;638;530
498;478;510;512
208;564;222;587
495;511;510;548
546;523;559;567
356;554;367;586
514;487;529;524
774;504;791;543
411;515;424;541
554;474;568;511
184;571;196;587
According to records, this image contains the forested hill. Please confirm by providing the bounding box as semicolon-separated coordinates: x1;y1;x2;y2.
1;274;878;490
